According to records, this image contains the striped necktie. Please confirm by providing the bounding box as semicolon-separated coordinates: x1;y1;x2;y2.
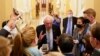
66;18;73;36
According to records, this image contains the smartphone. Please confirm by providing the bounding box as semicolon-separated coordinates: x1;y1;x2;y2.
42;44;49;54
13;8;19;15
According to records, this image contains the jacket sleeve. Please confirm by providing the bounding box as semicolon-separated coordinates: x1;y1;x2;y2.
36;25;44;49
0;29;10;37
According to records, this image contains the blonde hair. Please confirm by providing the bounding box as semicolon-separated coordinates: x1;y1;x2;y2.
83;8;96;18
21;26;36;47
0;36;11;56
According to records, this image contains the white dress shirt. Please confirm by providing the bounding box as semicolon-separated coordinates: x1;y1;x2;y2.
46;29;53;50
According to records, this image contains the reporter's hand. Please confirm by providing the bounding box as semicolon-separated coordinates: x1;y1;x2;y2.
17;12;22;19
73;40;79;44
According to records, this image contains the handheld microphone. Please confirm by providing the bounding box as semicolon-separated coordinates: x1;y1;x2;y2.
13;8;22;19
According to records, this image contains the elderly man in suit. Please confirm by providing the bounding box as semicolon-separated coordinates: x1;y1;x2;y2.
36;15;61;51
63;10;77;36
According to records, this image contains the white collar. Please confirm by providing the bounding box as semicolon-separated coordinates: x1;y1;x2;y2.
90;21;96;27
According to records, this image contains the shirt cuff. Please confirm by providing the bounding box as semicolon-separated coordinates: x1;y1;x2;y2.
3;25;11;33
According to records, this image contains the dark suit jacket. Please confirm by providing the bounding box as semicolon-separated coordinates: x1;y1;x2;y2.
0;29;10;37
63;17;77;35
36;24;61;51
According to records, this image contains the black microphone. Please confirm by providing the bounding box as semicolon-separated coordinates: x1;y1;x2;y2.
13;8;22;19
13;8;19;15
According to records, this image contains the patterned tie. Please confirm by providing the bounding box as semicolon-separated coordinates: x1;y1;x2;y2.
66;18;73;36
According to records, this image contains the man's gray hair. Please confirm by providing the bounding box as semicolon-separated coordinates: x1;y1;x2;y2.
43;15;54;23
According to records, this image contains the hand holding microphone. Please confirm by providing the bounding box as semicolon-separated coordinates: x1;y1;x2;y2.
12;8;22;20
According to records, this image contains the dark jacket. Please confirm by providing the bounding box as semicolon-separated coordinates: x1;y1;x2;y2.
0;29;10;37
63;17;77;35
36;24;61;51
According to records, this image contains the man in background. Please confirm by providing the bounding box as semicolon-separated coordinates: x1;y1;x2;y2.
63;10;77;36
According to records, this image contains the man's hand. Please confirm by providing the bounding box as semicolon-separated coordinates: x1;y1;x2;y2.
39;31;46;40
10;9;22;20
7;9;22;30
73;39;79;44
54;36;59;44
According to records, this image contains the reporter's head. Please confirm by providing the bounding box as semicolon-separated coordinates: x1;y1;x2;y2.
58;33;74;54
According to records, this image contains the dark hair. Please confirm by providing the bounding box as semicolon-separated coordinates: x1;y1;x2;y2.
83;8;96;18
11;33;24;56
2;20;9;28
58;33;74;53
77;17;86;24
83;34;94;54
90;22;100;41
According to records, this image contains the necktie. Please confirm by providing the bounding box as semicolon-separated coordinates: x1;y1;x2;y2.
47;30;53;50
66;18;73;36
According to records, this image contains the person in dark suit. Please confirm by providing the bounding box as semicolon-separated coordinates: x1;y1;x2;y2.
63;10;77;36
90;22;100;56
36;15;61;51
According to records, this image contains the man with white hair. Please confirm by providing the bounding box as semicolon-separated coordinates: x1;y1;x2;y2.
36;15;61;51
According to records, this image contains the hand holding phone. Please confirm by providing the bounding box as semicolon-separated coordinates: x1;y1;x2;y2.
13;8;19;15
